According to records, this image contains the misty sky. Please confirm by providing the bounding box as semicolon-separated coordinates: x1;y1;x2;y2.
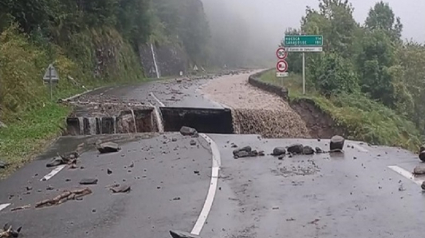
210;0;425;43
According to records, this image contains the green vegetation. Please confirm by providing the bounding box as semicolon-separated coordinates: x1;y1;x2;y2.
0;0;211;175
263;0;425;150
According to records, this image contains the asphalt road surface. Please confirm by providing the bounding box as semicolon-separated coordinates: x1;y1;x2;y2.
1;72;425;238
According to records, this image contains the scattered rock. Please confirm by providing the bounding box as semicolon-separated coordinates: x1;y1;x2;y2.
190;140;197;146
25;186;32;191
419;151;425;162
173;197;181;201
46;185;54;190
172;138;177;142
169;230;200;238
230;143;237;148
315;147;323;154
422;181;425;190
0;224;22;238
180;126;198;137
194;171;200;174
46;151;79;167
278;156;284;160
36;188;92;208
79;178;98;185
233;146;252;156
330;135;345;151
97;142;121;154
302;146;315;155
176;78;182;83
129;162;134;168
258;151;265;156
287;144;303;154
110;184;131;193
398;184;406;192
413;165;425;175
271;147;286;156
0;161;7;169
107;169;113;174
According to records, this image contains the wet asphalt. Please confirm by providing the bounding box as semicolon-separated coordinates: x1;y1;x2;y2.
1;73;425;237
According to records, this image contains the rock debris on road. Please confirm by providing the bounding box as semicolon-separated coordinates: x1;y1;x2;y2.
200;73;310;138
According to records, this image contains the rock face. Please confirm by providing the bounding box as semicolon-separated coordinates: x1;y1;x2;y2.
271;147;286;156
330;135;345;151
97;142;120;154
287;144;304;154
169;230;199;238
180;126;198;137
413;165;425;175
302;146;315;155
419;151;425;162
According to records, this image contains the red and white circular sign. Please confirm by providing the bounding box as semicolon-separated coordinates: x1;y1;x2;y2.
276;60;288;72
276;47;288;59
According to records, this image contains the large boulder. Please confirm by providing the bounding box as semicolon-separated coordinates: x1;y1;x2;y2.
97;142;121;154
180;126;198;137
169;230;200;238
330;135;345;151
419;152;425;162
413;165;425;175
233;146;252;156
287;144;303;154
271;147;286;156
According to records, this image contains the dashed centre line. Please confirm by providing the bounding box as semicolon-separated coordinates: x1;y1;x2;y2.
40;165;66;181
388;165;424;186
0;203;11;212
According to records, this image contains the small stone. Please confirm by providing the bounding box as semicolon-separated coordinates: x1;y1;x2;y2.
278;156;284;160
194;171;200;174
92;209;96;213
97;142;120;154
173;197;181;201
79;178;98;185
46;185;54;190
287;144;303;154
234;151;249;158
172;138;177;142
65;178;71;182
26;186;32;191
315;147;323;154
180;126;198;137
107;169;113;174
302;146;315;155
231;143;237;148
419;151;425;162
413;165;425;175
330;135;345;151
271;147;286;156
169;230;200;238
421;181;425;190
129;162;134;168
190;140;196;146
258;151;265;156
110;184;131;193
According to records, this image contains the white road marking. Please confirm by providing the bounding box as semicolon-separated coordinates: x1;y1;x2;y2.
388;165;424;186
40;165;66;181
0;203;11;212
191;134;221;236
351;143;369;152
149;92;165;107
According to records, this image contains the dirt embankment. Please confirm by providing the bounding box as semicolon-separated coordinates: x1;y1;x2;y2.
200;72;311;138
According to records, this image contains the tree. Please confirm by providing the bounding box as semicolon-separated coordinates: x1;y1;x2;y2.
365;1;403;42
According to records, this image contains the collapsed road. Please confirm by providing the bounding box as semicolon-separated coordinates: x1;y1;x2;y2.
1;70;425;238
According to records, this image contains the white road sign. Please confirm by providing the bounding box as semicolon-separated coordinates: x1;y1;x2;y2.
286;47;323;52
276;72;289;78
43;64;59;82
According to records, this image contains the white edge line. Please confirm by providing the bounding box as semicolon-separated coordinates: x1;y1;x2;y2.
0;203;11;212
191;133;221;235
149;92;165;107
388;165;424;186
40;165;66;181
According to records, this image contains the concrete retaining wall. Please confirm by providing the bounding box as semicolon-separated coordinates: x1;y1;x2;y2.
248;69;289;101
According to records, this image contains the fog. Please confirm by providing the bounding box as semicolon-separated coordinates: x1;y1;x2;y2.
201;0;425;67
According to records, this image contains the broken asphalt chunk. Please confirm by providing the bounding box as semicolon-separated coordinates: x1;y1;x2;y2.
110;184;131;193
180;126;198;137
287;144;303;154
36;188;92;208
169;230;200;238
330;135;345;151
97;142;121;154
79;178;98;185
271;147;286;156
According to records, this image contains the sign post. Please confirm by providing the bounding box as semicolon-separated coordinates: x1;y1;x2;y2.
283;35;323;94
43;64;60;100
276;47;288;86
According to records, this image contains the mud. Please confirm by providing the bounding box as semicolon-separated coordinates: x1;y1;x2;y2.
200;72;311;138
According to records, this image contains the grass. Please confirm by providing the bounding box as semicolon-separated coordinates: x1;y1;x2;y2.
259;69;422;151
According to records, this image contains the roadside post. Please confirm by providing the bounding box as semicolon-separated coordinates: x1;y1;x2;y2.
276;47;289;87
283;35;323;94
42;64;59;100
